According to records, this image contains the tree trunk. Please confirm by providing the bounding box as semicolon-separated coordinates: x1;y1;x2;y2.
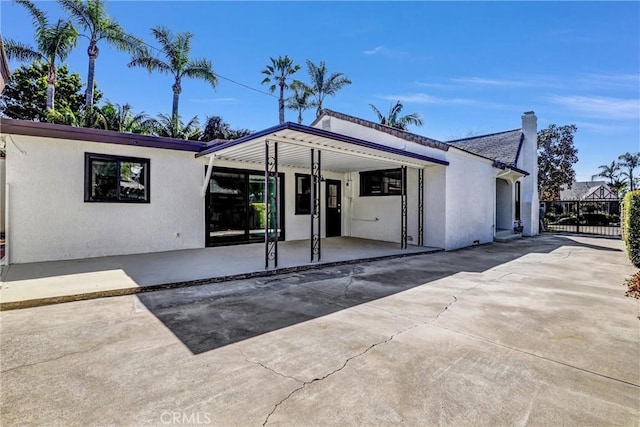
297;108;303;124
46;65;56;110
316;101;322;117
172;78;181;124
278;81;285;124
85;42;99;107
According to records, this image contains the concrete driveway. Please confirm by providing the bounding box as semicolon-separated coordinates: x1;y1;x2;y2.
1;235;638;426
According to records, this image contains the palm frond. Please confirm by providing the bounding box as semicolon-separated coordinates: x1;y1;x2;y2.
128;56;172;74
183;58;217;87
4;39;42;62
15;0;47;31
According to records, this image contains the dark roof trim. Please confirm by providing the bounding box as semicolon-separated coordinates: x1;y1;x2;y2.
513;132;525;167
311;109;450;152
493;160;529;176
0;118;205;152
196;121;450;166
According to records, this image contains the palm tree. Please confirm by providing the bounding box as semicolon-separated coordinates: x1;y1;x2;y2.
58;0;143;108
4;0;77;110
369;100;424;131
100;102;154;133
261;56;300;124
200;115;251;141
286;81;312;124
305;60;352;117
128;26;217;125
45;104;107;128
150;113;201;140
591;161;620;187
618;152;640;191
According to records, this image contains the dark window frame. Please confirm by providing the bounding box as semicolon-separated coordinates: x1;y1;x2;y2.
359;168;403;197
295;173;312;215
84;152;150;203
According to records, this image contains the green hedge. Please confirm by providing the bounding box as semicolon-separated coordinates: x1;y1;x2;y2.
623;191;640;268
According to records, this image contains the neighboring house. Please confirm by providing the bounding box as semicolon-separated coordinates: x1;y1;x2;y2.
0;110;538;265
558;181;617;201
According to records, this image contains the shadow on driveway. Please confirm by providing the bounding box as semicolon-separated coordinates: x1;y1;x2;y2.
137;235;621;355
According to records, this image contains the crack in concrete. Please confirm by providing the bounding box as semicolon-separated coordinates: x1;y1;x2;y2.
343;274;355;298
262;325;420;426
432;295;458;322
0;343;102;374
239;351;304;383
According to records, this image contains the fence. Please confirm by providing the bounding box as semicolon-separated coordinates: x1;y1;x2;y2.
541;198;622;237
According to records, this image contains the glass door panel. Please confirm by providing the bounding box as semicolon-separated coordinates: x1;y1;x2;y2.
208;171;246;243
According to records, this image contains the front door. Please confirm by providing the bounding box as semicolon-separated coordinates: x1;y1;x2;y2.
326;179;341;237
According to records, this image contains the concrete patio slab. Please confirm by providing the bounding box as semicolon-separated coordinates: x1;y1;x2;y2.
0;234;638;426
0;237;440;309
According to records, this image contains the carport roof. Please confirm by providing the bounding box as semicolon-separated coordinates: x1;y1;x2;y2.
196;122;449;172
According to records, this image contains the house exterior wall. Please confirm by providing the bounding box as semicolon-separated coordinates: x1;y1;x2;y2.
315;115;498;250
318;116;448;164
5;134;205;263
444;149;496;249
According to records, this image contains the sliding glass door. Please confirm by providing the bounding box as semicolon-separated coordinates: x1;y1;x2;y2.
206;167;284;246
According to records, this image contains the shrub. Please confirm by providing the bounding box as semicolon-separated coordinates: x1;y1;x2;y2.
622;191;640;268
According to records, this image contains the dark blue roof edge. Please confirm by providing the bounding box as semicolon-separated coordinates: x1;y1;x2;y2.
196;122;449;166
513;132;525;167
493;160;529;176
0;118;205;152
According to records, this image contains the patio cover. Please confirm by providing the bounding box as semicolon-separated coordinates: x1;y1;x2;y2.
195;122;449;170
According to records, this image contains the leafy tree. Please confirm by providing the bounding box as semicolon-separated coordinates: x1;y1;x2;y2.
0;61;101;121
537;124;579;200
618;152;640;192
286;81;312;124
58;0;143;108
4;0;77;109
305;59;351;117
150;113;201;140
99;102;154;133
128;26;217;124
369;100;424;130
261;55;300;124
200;115;251;141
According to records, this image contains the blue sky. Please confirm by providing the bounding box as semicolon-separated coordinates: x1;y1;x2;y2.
2;1;639;181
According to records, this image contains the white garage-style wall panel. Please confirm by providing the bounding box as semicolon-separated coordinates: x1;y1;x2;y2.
6;134;204;263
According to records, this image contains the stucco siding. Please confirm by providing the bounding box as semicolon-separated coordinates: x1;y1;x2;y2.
444;149;496;250
5;134;204;263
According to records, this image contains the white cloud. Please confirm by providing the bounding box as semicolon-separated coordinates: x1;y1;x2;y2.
380;93;478;106
190;97;236;103
451;77;530;87
363;46;386;55
362;46;410;59
547;95;640;120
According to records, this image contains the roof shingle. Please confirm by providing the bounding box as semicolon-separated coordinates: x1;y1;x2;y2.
447;129;524;166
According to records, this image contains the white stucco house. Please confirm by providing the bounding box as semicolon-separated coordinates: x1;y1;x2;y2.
0;110;538;266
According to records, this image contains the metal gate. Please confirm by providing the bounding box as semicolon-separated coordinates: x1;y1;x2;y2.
541;198;622;237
